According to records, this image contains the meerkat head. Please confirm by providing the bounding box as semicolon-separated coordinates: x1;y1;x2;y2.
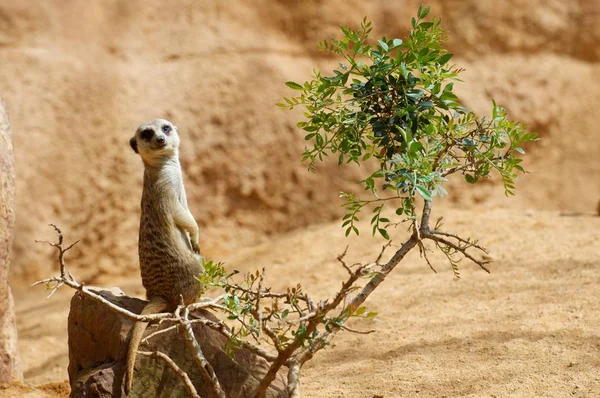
130;119;180;162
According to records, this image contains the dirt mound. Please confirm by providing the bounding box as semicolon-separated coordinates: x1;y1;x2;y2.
0;0;598;283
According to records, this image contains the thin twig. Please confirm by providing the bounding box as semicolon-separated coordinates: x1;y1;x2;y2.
255;268;265;339
423;233;491;273
142;316;278;362
141;323;180;345
418;241;437;273
177;303;226;398
341;324;376;334
337;246;353;276
33;275;175;322
431;229;489;253
374;241;392;265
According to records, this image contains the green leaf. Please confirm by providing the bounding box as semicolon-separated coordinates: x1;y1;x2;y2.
438;53;453;65
419;101;433;111
315;134;324;146
378;40;389;52
514;147;525;154
378;228;390;240
285;81;303;91
419;5;431;18
399;62;408;78
408;141;423;154
419;21;434;30
464;174;478;184
392;38;403;48
416;185;433;201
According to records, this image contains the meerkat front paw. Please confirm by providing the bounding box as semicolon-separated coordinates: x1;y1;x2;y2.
191;241;201;255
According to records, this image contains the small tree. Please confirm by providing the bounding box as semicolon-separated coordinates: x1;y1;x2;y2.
35;5;536;398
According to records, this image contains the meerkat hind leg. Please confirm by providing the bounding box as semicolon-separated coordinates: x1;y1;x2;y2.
124;296;169;395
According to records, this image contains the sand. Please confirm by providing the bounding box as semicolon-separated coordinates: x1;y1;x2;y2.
6;208;600;397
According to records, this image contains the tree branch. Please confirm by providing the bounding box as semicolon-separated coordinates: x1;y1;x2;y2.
287;361;301;398
430;229;489;253
294;201;432;365
422;233;491;273
176;304;226;398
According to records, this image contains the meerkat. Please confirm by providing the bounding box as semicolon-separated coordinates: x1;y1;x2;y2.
125;119;204;395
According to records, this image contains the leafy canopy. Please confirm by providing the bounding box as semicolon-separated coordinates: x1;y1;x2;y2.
278;4;537;239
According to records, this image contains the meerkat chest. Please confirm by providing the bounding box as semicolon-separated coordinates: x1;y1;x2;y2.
139;168;191;261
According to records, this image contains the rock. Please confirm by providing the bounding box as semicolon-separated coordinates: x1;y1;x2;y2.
68;288;287;398
0;96;22;383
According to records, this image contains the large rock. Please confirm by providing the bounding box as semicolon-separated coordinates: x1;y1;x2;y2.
68;288;287;398
0;96;21;383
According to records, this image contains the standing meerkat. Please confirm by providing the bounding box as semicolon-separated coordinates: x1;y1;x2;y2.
125;119;204;394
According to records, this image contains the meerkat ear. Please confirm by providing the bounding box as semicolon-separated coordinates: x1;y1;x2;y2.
129;137;138;153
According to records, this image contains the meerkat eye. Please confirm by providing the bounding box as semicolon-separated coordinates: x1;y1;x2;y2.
162;125;171;134
140;129;153;141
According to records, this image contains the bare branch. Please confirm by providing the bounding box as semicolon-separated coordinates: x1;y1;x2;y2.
418;241;437;273
227;284;291;300
420;200;433;232
430;229;489;253
138;351;199;398
33;275;174;322
337;246;353;276
33;226;183;323
255;268;265;338
341;324;376;334
262;323;282;353
293;200;431;364
287;361;301;398
142;317;278;362
423;233;491;273
374;241;392;265
177;304;226;398
45;281;64;299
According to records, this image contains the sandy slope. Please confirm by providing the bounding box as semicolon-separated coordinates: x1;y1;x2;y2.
6;208;600;397
0;0;598;282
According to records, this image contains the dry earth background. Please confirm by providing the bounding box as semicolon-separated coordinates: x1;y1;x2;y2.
1;0;599;397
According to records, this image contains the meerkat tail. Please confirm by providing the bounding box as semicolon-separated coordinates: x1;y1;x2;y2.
124;297;169;395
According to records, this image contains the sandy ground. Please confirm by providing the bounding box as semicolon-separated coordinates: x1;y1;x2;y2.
5;207;600;397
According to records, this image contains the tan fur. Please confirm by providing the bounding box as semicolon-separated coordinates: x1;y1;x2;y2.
124;119;204;395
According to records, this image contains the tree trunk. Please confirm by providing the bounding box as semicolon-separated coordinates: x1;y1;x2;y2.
0;96;22;382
